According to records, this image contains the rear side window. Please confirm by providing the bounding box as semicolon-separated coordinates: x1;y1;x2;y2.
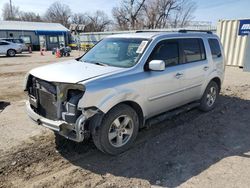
149;40;179;67
208;39;222;59
181;38;206;63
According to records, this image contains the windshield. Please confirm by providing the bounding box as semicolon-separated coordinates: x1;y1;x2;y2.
79;38;149;68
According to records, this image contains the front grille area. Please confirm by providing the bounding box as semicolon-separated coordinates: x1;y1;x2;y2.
28;76;58;120
37;89;57;120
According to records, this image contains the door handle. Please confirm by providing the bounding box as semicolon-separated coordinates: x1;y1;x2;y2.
203;66;209;71
175;73;183;79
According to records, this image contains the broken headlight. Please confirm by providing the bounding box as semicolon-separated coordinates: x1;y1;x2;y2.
57;83;85;124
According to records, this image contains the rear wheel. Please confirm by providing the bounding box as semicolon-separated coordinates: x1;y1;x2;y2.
199;81;219;112
7;49;16;57
92;104;139;155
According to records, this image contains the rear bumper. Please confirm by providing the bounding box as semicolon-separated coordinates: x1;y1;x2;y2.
26;101;86;142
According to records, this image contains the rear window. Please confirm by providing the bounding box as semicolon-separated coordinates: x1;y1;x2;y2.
181;38;206;63
208;39;222;59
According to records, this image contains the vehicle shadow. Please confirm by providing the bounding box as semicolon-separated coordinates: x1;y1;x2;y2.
55;94;250;187
0;54;31;58
0;101;10;112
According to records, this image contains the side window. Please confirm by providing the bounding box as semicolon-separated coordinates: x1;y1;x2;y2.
208;39;222;59
149;40;179;67
20;36;31;44
181;38;206;63
49;36;58;43
0;42;8;45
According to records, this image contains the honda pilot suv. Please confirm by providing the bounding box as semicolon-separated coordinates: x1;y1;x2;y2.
24;30;225;155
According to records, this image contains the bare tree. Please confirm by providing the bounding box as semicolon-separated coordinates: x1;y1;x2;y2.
171;0;197;28
20;12;43;22
113;0;196;30
2;2;43;22
85;11;112;32
44;1;71;27
112;0;146;30
143;0;181;29
71;13;88;25
2;2;21;20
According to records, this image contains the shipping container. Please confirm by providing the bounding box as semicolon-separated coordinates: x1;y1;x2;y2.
217;19;250;67
243;35;250;72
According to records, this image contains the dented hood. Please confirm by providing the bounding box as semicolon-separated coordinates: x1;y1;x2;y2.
29;59;123;83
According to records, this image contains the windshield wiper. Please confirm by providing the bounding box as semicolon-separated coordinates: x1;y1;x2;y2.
80;60;109;66
94;62;108;66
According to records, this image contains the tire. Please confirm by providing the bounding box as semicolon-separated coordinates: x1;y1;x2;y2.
199;81;219;112
92;104;139;155
7;49;16;57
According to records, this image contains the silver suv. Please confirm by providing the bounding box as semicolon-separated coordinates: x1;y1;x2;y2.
24;30;225;155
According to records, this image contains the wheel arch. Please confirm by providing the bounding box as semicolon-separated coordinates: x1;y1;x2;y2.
98;100;145;128
7;48;16;56
118;101;144;128
8;48;16;52
89;100;145;135
210;77;221;92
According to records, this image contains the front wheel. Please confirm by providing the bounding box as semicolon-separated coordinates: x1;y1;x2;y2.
199;81;219;112
92;104;139;155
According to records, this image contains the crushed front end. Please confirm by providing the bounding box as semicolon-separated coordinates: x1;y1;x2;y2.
24;75;88;142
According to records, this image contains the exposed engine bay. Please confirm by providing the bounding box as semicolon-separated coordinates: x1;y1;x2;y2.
25;75;85;124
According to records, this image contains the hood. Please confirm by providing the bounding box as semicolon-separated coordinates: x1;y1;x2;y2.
29;59;123;83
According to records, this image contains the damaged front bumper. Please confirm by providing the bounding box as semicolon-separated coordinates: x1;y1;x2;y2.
26;101;86;142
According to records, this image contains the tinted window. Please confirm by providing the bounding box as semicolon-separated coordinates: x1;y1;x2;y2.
208;39;222;59
0;42;9;45
150;40;179;67
181;38;206;63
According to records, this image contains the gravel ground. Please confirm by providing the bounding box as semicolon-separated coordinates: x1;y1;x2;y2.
0;52;250;188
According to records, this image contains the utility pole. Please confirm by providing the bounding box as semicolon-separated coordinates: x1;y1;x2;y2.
9;0;13;19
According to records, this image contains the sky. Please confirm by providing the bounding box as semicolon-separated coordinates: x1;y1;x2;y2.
0;0;250;25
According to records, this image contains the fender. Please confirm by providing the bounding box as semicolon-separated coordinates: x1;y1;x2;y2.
78;86;146;115
201;68;223;96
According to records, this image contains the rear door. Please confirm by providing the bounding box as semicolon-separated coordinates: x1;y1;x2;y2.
179;38;209;103
208;38;225;74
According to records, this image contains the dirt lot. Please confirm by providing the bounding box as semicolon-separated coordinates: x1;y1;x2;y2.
0;52;250;188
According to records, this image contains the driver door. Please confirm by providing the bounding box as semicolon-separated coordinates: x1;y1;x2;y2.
144;39;186;117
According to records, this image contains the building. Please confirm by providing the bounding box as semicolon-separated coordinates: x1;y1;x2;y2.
0;21;71;50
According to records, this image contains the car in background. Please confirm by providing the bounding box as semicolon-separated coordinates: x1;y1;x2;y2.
0;38;28;51
0;40;23;57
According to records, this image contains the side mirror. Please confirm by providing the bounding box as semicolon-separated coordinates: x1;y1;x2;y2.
148;60;165;71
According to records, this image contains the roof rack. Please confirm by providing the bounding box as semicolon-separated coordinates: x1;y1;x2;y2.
135;30;164;33
178;29;213;34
